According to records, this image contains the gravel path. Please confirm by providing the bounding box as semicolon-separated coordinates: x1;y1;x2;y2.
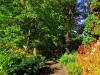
37;61;67;75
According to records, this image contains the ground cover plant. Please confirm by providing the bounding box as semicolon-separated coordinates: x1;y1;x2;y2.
59;51;82;75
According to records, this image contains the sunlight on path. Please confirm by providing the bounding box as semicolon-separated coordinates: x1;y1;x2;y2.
37;61;67;75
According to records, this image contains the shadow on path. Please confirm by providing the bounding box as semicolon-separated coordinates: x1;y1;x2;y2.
37;61;67;75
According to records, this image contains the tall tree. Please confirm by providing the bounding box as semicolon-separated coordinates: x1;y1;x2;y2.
74;0;92;34
0;0;77;56
83;0;100;44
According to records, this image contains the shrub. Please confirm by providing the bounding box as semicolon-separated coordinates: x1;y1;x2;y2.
77;41;100;75
59;51;76;66
66;62;82;75
0;49;45;75
59;51;82;75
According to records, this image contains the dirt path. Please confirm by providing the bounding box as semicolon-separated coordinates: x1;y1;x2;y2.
37;61;67;75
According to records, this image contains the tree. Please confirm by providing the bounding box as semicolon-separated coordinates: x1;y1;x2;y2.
74;0;92;34
83;0;100;44
0;0;77;57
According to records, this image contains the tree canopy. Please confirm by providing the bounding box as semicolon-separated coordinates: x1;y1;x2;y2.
83;0;100;44
0;0;77;57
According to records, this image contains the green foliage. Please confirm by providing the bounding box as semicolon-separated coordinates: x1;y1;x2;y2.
83;0;100;44
59;51;82;75
59;51;76;66
0;0;77;74
46;57;57;62
84;14;100;35
0;25;25;49
66;62;82;75
0;0;76;55
0;49;45;75
0;1;84;75
82;35;93;44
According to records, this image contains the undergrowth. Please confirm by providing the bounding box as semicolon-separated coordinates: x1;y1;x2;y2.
77;41;100;75
0;48;45;75
59;51;82;75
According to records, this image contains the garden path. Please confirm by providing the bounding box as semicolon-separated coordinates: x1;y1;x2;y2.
37;61;67;75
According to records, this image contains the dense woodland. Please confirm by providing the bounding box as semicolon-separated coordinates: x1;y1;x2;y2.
0;0;100;75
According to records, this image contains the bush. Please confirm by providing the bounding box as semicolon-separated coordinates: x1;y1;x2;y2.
77;41;100;75
59;51;76;66
0;49;45;75
66;62;82;75
59;51;82;75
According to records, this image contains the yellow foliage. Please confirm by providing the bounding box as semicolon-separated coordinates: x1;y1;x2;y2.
20;0;24;5
15;48;33;57
15;49;26;55
0;66;3;70
77;41;100;75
